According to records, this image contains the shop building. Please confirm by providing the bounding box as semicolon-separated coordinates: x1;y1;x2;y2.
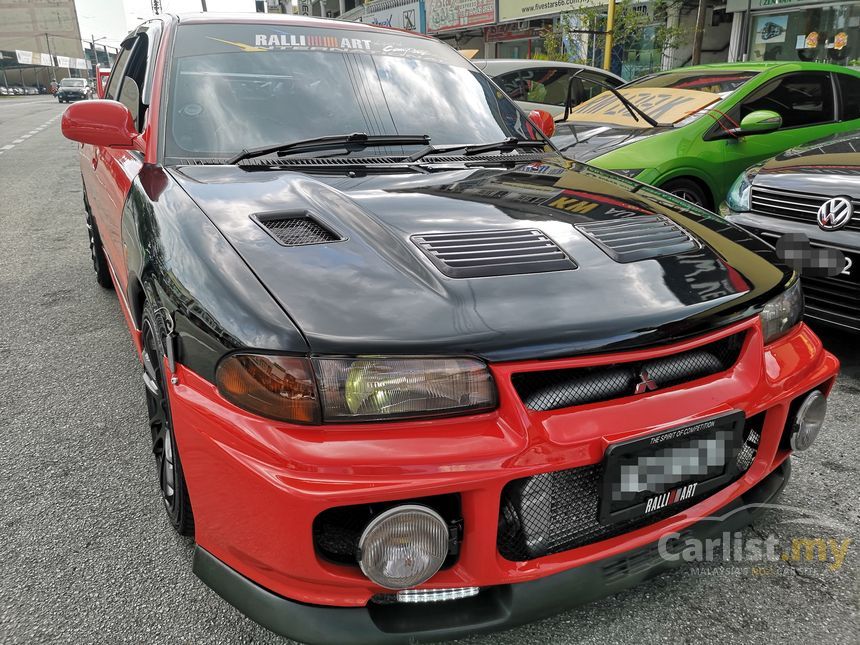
728;0;860;65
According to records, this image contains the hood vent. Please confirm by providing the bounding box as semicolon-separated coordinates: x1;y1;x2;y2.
413;229;576;278
576;215;698;263
254;213;342;247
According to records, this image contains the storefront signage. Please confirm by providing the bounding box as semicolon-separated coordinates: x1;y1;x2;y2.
498;0;604;23
365;0;424;33
426;0;495;33
727;0;825;12
55;55;70;68
484;23;541;42
15;50;33;65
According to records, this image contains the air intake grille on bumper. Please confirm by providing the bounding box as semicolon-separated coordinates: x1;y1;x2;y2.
256;215;341;246
512;333;745;412
750;186;860;232
412;229;576;278
576;215;699;262
497;414;762;561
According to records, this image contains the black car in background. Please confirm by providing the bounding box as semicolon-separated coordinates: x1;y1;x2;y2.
56;78;92;103
723;132;860;332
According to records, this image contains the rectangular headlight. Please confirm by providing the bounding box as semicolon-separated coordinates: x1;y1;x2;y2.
313;357;497;422
760;278;803;344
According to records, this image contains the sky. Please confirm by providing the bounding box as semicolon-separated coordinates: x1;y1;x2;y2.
75;0;261;49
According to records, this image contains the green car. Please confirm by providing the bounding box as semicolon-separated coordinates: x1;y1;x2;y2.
552;62;860;209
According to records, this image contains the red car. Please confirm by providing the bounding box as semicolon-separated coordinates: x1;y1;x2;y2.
61;13;838;644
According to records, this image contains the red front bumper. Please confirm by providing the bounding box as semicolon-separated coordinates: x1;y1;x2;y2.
168;318;838;607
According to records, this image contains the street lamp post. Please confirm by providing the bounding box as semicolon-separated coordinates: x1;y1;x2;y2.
44;33;57;83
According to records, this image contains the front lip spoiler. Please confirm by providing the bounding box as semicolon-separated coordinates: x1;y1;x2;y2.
192;460;790;645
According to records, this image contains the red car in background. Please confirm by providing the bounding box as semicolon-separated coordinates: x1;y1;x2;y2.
60;12;839;644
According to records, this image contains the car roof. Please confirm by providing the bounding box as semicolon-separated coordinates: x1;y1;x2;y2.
171;12;434;40
649;61;859;74
474;58;624;81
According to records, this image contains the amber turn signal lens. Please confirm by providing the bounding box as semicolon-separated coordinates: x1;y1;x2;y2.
216;354;320;424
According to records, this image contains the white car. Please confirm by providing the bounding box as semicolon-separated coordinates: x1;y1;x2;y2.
474;59;624;117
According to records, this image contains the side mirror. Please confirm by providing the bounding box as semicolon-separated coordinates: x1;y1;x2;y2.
528;109;556;138
738;110;782;135
61;99;138;148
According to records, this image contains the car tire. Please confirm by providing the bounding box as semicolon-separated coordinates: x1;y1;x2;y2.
84;204;113;290
661;179;711;209
142;301;195;537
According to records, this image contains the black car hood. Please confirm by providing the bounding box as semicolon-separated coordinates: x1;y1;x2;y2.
167;158;786;361
755;132;860;198
551;122;672;162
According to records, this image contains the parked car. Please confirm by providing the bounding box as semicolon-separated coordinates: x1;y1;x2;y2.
10;85;24;95
554;62;860;209
62;13;838;644
475;58;624;117
56;77;92;103
723;131;860;332
0;86;9;96
24;85;39;95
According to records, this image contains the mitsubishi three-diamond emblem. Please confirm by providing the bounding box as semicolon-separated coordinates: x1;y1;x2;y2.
816;196;854;231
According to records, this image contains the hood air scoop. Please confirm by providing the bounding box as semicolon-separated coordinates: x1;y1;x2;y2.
412;229;576;278
576;215;699;263
255;212;343;247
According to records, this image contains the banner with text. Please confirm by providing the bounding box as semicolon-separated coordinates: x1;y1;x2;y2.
365;0;425;33
499;0;603;23
427;0;495;33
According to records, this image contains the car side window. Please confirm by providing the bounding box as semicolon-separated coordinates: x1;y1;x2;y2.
495;71;527;101
116;34;150;132
837;74;860;120
104;43;132;101
739;72;835;128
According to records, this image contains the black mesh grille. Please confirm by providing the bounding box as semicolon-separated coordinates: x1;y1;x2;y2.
513;332;745;412
413;229;576;278
577;215;699;262
257;216;341;246
751;186;860;232
497;415;762;562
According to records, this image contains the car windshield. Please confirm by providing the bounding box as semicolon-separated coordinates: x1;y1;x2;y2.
166;23;539;160
626;70;758;95
61;79;86;87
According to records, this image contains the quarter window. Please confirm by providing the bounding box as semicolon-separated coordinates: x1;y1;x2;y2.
837;74;860;120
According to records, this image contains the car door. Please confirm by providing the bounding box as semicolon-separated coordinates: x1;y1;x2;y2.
711;71;841;199
87;33;149;293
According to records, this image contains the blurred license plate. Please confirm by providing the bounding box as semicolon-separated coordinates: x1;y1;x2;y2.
599;411;745;524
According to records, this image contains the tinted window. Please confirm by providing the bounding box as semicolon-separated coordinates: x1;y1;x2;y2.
166;24;537;159
837;73;860;120
104;44;132;101
740;72;834;128
495;68;608;108
117;35;150;130
60;79;85;87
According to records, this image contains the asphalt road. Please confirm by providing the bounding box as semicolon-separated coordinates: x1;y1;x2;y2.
0;95;858;645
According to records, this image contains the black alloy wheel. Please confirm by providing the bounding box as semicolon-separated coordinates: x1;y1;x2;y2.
661;178;710;209
84;203;113;290
142;303;195;537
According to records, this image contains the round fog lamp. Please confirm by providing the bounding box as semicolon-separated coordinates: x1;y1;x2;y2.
358;505;449;589
791;390;827;451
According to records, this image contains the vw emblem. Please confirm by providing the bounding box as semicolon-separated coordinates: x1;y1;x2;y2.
817;196;854;231
634;368;658;395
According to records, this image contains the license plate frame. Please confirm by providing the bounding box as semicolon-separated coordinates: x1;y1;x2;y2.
599;411;746;525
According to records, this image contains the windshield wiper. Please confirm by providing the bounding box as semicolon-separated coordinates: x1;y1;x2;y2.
563;70;661;128
227;132;431;164
405;137;546;163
